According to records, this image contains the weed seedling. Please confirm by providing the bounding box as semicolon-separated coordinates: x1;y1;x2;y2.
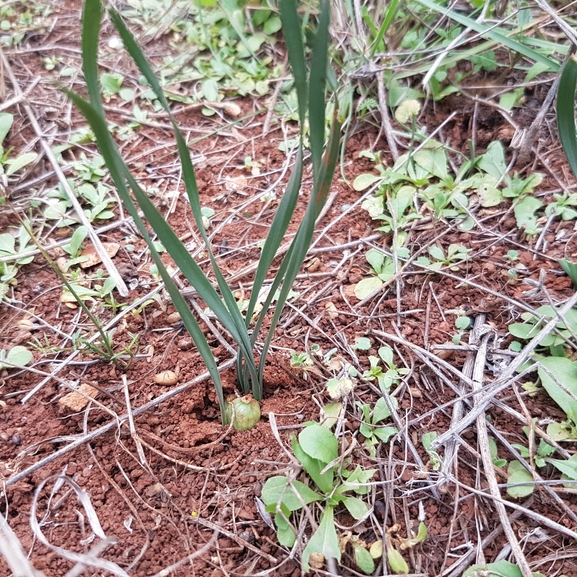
416;244;470;272
262;422;376;572
361;345;409;392
356;397;398;456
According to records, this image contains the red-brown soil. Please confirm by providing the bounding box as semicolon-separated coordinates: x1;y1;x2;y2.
2;2;577;576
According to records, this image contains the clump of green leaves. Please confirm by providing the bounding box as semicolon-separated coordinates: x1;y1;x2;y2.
0;113;38;184
120;0;283;107
416;243;469;271
261;423;376;572
354;247;396;300
0;224;34;301
361;345;409;392
355;140;544;237
356;396;398;456
69;0;341;425
508;305;577;356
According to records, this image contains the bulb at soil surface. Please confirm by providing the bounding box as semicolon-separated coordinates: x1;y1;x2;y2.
229;395;261;431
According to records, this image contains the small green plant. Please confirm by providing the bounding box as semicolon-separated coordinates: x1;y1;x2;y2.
356;397;398;456
44;179;116;225
261;422;376;572
0;224;34;301
422;432;442;471
289;350;314;371
508;305;577;356
416;243;469;272
452;315;472;345
356;139;544;236
463;560;546;577
361;345;409;392
354;248;396;300
58;226;89;271
69;0;342;425
73;152;107;182
72;328;139;368
0;113;38;182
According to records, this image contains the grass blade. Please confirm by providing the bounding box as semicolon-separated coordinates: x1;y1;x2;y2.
279;0;307;127
245;148;303;323
557;54;577;181
67;89;228;418
308;0;330;176
257;113;342;383
370;0;399;57
108;6;260;392
414;0;559;72
81;0;104;115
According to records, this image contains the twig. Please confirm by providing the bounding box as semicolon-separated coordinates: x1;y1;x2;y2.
438;315;483;491
471;323;532;577
432;290;577;448
192;514;277;564
376;70;399;160
122;375;147;466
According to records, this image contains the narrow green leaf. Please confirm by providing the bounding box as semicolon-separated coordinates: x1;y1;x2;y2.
547;457;577;480
535;354;577;424
414;0;558;72
279;0;307;126
308;0;330;175
370;0;399;57
0;112;13;143
557;55;577;181
5;152;37;175
81;0;104;114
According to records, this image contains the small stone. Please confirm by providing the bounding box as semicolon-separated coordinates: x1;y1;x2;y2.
59;383;99;411
166;312;181;324
309;552;324;570
154;370;178;386
177;337;193;351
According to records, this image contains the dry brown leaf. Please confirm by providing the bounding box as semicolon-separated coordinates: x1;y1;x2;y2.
59;383;99;411
80;242;120;269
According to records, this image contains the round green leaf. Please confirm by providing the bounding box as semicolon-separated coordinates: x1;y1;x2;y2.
353;173;382;191
299;424;338;464
353;543;375;574
506;460;534;498
5;346;33;368
354;277;383;300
